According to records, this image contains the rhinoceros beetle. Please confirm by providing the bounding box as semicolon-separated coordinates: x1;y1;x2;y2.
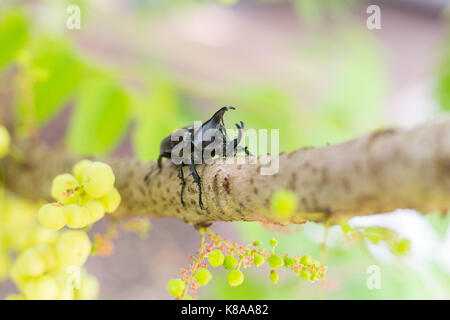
144;106;250;210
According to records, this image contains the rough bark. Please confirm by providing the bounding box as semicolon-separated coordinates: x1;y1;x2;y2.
2;118;450;227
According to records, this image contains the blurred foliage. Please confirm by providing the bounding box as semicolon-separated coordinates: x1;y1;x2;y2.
0;0;387;155
199;221;450;299
0;9;28;70
132;74;185;161
436;33;450;111
15;37;85;129
298;28;387;146
230;83;303;152
427;211;450;240
68;74;131;155
294;0;358;23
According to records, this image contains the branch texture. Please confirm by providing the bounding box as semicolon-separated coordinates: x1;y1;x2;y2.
3;119;450;226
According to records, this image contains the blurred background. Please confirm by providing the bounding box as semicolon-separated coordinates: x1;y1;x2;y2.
1;0;450;299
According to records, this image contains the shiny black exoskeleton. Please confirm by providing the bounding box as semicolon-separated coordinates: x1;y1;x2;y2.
144;106;250;210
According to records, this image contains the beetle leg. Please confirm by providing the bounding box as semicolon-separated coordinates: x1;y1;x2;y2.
144;155;163;182
222;121;244;158
178;165;186;207
144;168;154;182
222;141;228;158
189;154;207;210
232;121;244;156
157;154;163;170
233;145;253;157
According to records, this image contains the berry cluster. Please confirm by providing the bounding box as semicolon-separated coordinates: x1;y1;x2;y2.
8;230;98;300
167;228;326;299
38;160;121;230
0;125;10;159
0;192;48;282
0;191;99;300
1;159;123;300
342;223;411;256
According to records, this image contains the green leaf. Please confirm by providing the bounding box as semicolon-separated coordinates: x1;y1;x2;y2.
32;38;84;124
67;75;131;155
427;211;450;240
132;77;183;161
299;28;387;146
14;38;85;130
230;83;303;153
436;42;450;111
0;10;28;70
363;226;397;244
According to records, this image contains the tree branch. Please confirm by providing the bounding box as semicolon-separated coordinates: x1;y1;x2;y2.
3;119;450;227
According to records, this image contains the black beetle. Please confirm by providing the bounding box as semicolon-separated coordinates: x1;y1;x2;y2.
144;106;250;210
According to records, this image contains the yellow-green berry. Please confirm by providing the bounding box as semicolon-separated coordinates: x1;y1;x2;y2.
82;161;115;198
85;200;105;224
194;268;212;286
284;257;295;268
270;270;279;284
268;254;283;269
227;270;244;287
253;254;265;267
208;249;224;267
65;204;90;229
270;189;298;219
73;160;93;182
38;203;67;231
300;268;311;280
167;279;185;297
222;255;238;270
389;238;411;256
51;174;79;204
300;254;312;266
99;188;121;213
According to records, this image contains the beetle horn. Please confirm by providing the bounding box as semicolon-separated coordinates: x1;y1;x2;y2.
211;106;235;122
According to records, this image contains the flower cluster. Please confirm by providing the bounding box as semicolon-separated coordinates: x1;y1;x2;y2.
0;191;99;300
167;228;327;299
38;160;121;230
1;159;123;299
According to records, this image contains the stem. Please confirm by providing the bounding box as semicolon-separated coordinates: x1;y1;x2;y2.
4;118;450;225
182;228;207;298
